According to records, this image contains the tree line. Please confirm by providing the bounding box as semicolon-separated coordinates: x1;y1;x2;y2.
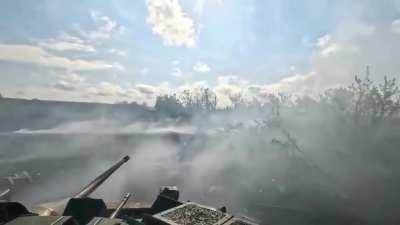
154;75;400;125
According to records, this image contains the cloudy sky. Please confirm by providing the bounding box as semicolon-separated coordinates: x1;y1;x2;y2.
1;0;400;105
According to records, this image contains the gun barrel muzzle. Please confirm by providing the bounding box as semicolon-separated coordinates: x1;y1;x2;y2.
74;156;130;198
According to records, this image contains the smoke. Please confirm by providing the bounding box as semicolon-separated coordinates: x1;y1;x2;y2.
12;120;195;135
1;89;400;225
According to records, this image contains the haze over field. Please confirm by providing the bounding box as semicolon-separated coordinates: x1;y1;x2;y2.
2;77;400;225
1;1;400;225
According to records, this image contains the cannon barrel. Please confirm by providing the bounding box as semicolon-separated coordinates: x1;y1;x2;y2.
74;156;130;198
110;193;131;219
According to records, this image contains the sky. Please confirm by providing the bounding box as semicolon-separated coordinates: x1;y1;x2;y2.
1;0;400;106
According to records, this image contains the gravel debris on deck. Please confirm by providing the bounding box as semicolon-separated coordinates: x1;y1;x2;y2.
161;204;225;225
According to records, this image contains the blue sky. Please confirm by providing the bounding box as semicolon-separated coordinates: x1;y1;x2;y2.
1;0;400;106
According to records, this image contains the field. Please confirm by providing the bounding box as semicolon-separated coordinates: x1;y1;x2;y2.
1;79;400;225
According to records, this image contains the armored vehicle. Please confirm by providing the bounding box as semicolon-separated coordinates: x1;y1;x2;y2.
0;156;259;225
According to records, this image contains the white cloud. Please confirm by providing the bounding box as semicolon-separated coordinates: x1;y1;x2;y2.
11;80;173;104
279;16;400;94
38;10;125;54
178;80;208;92
53;73;86;92
41;10;124;55
12;2;400;106
82;82;171;104
59;73;86;84
134;83;171;103
146;0;196;47
197;73;317;107
39;34;96;53
320;43;341;57
39;40;95;52
136;84;157;95
171;67;183;77
316;35;342;57
213;84;243;107
85;82;126;97
138;83;171;95
111;62;125;71
59;33;85;44
53;80;77;91
316;34;332;48
217;75;248;86
81;10;125;42
178;76;245;107
193;61;211;73
215;19;396;100
16;72;318;107
0;44;115;71
171;60;183;77
391;19;400;34
108;49;127;56
262;73;318;95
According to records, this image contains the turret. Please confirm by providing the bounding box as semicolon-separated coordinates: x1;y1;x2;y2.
32;156;130;217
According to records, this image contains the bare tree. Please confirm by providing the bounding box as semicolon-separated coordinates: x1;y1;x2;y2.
371;76;400;122
267;93;290;117
200;88;217;112
350;75;400;125
154;94;185;117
